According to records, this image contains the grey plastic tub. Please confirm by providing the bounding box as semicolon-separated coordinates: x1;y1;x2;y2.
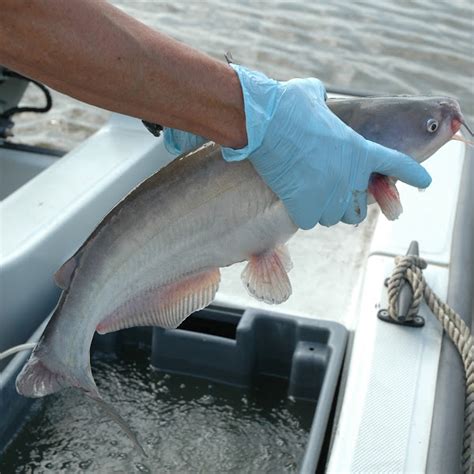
1;305;347;473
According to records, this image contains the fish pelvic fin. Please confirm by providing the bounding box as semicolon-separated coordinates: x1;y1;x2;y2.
241;245;293;304
16;349;146;456
368;173;403;221
97;267;221;334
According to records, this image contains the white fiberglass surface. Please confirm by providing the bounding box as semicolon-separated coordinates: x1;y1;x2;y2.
216;207;379;326
0;148;57;201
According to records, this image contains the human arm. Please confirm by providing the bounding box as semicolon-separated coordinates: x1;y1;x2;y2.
167;65;432;228
0;0;247;148
0;1;431;229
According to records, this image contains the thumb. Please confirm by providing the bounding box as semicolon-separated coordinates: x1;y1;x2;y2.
367;141;432;188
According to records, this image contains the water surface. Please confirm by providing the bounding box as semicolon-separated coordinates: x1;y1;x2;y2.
0;350;314;473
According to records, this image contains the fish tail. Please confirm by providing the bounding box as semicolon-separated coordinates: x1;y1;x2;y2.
15;327;93;396
88;393;147;457
16;343;146;455
15;352;70;397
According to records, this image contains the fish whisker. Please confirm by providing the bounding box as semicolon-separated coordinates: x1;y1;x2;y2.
451;133;474;147
461;120;473;136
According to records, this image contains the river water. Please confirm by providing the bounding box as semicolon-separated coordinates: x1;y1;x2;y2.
12;0;474;150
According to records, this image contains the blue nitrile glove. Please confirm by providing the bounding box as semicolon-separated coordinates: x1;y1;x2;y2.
164;65;431;229
163;128;207;155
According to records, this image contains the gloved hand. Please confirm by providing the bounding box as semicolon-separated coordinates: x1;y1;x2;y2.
164;65;431;230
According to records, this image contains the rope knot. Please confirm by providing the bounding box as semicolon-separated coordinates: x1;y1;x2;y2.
387;255;428;322
393;255;428;270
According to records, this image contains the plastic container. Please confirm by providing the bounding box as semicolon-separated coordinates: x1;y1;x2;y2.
1;305;346;472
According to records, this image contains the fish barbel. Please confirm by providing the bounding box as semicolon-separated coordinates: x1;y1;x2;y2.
15;95;468;451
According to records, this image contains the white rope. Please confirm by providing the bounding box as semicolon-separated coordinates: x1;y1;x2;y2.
387;255;473;474
0;342;37;361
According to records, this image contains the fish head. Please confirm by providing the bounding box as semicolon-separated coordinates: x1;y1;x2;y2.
404;96;464;162
329;95;466;163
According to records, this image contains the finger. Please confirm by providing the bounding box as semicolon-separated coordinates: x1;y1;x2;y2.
282;195;320;231
341;189;368;224
319;194;348;227
367;141;432;188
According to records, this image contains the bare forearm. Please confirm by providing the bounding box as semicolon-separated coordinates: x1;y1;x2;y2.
0;0;247;147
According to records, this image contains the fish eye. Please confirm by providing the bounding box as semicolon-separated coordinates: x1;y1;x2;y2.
427;119;439;133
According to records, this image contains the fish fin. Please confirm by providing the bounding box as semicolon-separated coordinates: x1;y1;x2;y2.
275;244;293;273
241;249;292;304
16;349;146;455
16;343;97;398
368;173;403;220
96;268;221;334
15;353;69;397
88;392;147;457
53;256;77;289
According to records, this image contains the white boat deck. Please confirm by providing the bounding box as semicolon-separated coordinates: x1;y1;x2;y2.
0;106;468;473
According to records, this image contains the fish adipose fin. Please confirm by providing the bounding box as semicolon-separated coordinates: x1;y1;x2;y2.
241;246;292;304
16;347;146;455
368;173;403;220
97;268;221;334
54;256;77;289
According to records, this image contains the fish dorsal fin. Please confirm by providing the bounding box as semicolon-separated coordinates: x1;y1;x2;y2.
96;268;221;334
54;256;77;289
241;246;292;304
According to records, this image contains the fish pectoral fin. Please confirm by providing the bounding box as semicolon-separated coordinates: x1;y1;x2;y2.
53;256;77;289
241;248;292;305
368;173;403;220
96;267;221;334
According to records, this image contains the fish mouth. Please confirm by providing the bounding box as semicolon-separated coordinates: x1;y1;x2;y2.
450;115;474;147
451;117;462;134
451;107;473;137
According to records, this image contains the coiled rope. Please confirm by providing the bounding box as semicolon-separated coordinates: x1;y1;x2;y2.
387;255;473;474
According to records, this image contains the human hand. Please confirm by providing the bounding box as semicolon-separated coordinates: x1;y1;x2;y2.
164;65;431;229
